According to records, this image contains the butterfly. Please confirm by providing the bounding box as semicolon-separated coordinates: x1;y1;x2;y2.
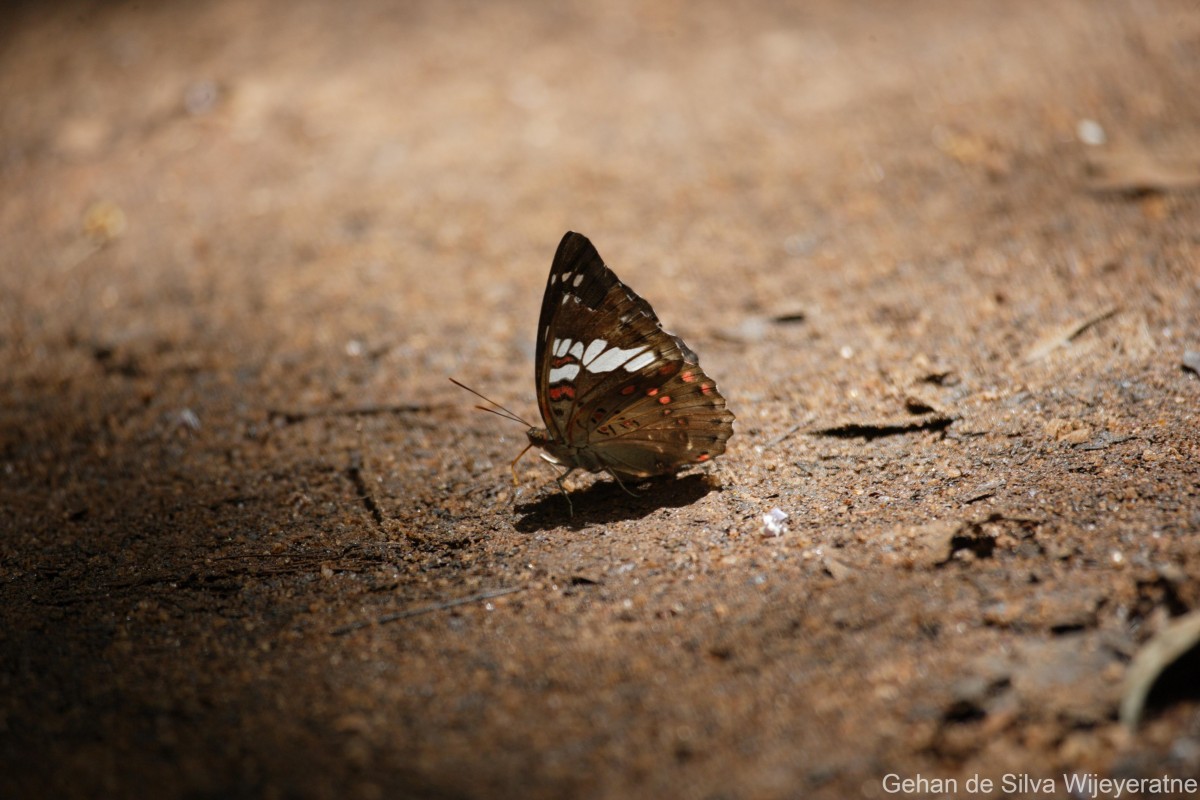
456;231;734;510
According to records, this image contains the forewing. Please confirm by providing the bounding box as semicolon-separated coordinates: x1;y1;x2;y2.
534;231;676;442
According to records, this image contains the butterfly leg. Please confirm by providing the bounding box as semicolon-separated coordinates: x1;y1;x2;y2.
603;468;641;499
554;468;576;517
509;442;534;486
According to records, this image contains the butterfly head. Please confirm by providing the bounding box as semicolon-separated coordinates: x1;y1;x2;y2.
527;425;583;470
526;426;562;459
526;426;550;448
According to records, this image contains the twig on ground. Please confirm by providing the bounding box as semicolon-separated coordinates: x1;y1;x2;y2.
332;586;526;636
267;403;433;425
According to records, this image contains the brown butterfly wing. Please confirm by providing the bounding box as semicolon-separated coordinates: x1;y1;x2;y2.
532;232;734;477
579;345;734;477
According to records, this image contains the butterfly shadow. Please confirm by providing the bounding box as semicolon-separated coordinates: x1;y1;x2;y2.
513;472;717;532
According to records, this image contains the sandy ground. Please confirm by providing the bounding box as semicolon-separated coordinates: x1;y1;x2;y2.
3;1;1200;797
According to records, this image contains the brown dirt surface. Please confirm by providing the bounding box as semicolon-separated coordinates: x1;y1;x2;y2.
3;1;1200;798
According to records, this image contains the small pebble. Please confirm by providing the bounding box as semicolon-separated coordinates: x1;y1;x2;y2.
762;507;789;537
1183;350;1200;376
1077;118;1106;146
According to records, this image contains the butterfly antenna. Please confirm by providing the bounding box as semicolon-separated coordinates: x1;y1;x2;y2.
449;378;532;427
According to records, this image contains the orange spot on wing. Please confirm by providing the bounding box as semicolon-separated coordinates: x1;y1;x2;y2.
620;385;637;395
680;370;696;382
646;388;659;397
696;453;710;462
658;395;671;404
700;383;713;395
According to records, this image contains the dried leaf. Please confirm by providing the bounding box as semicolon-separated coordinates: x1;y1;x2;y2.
813;414;954;440
959;480;1005;505
1085;150;1200;195
1022;306;1119;363
1120;610;1200;728
823;556;854;581
909;520;965;567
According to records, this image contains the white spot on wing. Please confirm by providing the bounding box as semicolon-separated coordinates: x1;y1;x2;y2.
573;273;584;287
582;339;609;365
589;345;650;373
623;350;657;372
568;341;585;360
548;364;580;383
552;338;570;357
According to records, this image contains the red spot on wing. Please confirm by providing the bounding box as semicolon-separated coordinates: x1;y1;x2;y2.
658;363;676;376
620;385;637;395
700;383;713;396
680;370;696;382
551;355;576;367
549;386;576;401
646;388;659;397
658;395;671;404
696;453;710;462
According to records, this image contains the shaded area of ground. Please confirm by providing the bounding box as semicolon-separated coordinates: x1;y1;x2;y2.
2;1;1199;797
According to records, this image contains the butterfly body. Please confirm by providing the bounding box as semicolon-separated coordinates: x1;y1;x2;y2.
527;232;734;486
